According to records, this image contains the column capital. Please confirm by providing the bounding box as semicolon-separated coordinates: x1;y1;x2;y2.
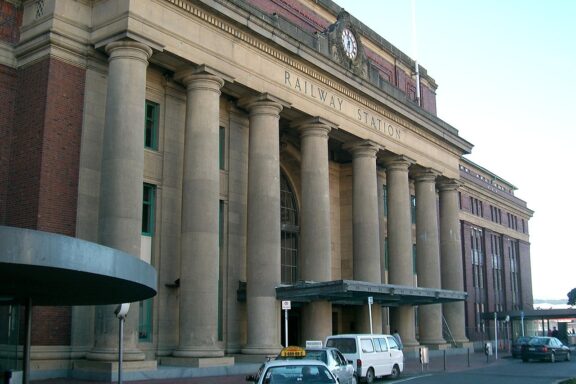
175;64;233;88
383;154;415;171
238;93;290;115
413;168;441;183
292;117;336;138
438;178;462;192
105;40;153;64
343;140;382;158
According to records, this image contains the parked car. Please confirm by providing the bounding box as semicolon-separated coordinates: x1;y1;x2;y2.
325;334;403;383
245;358;338;384
512;336;532;358
274;345;356;384
521;336;571;362
305;347;356;384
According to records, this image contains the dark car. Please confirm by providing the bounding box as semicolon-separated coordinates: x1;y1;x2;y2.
521;336;571;362
512;336;532;358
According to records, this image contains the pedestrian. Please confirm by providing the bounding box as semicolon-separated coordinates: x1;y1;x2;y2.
552;326;559;338
393;329;403;350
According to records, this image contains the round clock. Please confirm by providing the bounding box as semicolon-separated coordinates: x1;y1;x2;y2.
341;28;358;59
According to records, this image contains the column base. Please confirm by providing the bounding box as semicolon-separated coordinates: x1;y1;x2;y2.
172;346;224;358
160;356;234;367
241;344;283;356
85;347;145;361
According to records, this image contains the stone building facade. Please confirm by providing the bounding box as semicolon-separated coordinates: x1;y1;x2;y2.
0;0;533;372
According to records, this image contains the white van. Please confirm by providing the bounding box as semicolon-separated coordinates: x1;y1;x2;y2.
325;334;403;383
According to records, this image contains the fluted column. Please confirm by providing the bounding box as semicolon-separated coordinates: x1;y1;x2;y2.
439;179;469;344
385;155;417;348
173;67;226;357
89;40;152;361
414;169;445;346
295;117;334;342
344;141;382;333
241;94;286;354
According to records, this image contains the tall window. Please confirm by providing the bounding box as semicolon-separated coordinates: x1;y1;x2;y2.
280;173;299;284
471;227;486;331
410;195;416;224
509;240;521;310
383;185;388;216
219;126;226;170
470;197;483;217
491;234;504;312
145;100;159;150
490;206;502;224
142;184;156;236
140;183;156;341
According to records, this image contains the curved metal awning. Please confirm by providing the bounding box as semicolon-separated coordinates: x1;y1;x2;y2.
0;226;157;306
276;280;467;306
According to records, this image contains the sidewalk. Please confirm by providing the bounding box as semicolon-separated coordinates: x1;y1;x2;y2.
32;350;515;384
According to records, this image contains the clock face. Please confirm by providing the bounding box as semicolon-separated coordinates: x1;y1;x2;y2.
341;28;358;59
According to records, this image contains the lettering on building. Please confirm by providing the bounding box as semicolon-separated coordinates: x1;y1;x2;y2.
284;70;401;141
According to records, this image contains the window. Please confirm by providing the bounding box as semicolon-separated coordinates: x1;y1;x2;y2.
144;100;159;150
490;206;502;224
471;227;487;331
509;240;521;310
470;197;483;217
139;299;153;341
219;126;226;170
491;234;504;311
142;184;156;236
383;185;388;216
281;173;299;284
410;195;416;224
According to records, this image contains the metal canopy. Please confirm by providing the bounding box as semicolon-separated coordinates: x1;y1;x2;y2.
276;280;467;306
0;226;157;306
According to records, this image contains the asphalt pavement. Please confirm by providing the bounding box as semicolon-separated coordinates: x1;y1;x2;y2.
31;349;516;384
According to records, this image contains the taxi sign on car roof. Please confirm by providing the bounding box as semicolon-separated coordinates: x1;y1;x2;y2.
279;346;306;358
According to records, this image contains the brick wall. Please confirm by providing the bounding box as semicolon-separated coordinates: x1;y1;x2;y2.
0;64;16;224
7;57;85;345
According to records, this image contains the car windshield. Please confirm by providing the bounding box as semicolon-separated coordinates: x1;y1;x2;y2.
263;364;336;383
305;350;328;364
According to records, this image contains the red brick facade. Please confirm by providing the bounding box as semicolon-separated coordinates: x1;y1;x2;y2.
4;57;86;345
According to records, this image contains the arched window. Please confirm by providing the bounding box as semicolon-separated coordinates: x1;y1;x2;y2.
280;172;299;284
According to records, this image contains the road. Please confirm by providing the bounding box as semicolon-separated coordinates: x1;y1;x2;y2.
386;358;576;384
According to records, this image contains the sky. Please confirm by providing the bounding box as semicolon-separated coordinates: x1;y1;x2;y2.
335;0;576;301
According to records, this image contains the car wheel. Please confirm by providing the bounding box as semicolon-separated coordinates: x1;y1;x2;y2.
550;353;556;363
364;368;375;384
566;352;571;362
388;364;401;380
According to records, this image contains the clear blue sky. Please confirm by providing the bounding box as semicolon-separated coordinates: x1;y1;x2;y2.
335;0;576;301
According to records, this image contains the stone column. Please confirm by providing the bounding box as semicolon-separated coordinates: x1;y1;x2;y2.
344;141;382;334
173;67;227;357
414;169;445;346
295;117;334;342
241;94;286;354
384;155;417;348
89;41;152;361
439;179;469;344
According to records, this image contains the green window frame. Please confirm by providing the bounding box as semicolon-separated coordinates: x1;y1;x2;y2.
218;200;224;341
139;299;153;342
142;183;156;236
383;185;388;217
410;195;416;224
145;100;159;150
